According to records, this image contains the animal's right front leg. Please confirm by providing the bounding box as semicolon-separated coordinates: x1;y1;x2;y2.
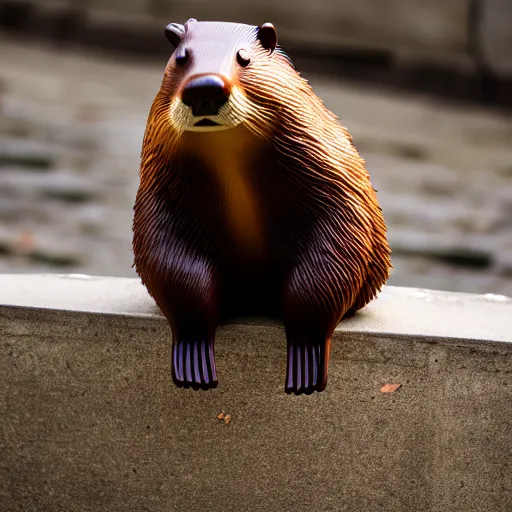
147;250;220;391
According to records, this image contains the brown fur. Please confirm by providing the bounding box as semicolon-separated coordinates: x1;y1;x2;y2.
133;19;392;394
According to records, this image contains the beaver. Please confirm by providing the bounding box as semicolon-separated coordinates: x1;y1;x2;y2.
133;19;391;395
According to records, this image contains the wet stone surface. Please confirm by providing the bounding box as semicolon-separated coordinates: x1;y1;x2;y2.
0;39;511;296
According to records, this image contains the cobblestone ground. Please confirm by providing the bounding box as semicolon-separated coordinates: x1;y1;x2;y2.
1;39;511;296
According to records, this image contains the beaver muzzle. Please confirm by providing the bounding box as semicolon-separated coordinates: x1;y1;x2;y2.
181;75;230;117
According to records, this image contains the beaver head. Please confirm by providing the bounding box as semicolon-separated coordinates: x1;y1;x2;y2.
156;19;292;135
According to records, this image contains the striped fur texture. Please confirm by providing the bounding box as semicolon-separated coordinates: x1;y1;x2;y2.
133;20;392;394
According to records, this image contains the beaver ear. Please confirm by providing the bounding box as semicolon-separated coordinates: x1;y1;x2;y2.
165;23;185;47
257;23;277;53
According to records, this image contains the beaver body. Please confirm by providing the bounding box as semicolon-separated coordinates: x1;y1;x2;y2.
133;19;391;394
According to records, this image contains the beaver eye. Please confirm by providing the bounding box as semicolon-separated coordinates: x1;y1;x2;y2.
175;48;189;66
237;49;251;67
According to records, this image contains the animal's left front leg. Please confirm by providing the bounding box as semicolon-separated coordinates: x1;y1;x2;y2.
282;240;362;395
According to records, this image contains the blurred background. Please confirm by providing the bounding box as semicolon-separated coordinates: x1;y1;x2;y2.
0;0;511;296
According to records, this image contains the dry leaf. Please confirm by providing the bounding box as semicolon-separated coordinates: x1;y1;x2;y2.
76;105;99;123
380;383;401;393
217;412;225;421
14;230;36;254
224;415;231;425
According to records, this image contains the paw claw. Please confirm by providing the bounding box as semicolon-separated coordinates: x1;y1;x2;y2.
172;339;217;390
285;339;328;395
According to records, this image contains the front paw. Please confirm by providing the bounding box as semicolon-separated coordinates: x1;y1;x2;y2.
172;338;218;390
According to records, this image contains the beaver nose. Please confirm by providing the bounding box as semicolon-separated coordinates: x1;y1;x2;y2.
181;75;230;116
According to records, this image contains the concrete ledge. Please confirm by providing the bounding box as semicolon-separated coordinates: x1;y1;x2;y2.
1;274;512;511
0;274;510;342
